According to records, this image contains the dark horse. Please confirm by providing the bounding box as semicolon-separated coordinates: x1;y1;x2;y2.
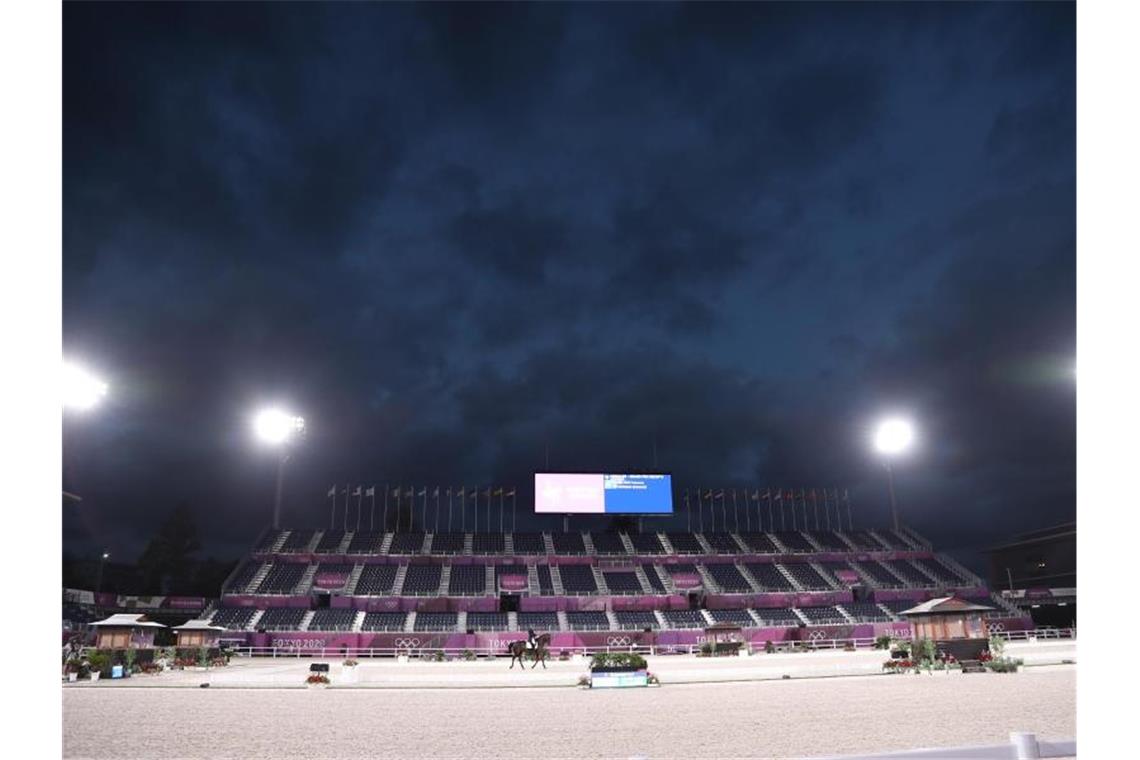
507;633;551;669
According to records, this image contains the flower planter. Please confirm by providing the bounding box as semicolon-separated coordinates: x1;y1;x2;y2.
307;683;328;689
67;673;78;683
589;667;649;688
89;672;101;682
340;667;358;684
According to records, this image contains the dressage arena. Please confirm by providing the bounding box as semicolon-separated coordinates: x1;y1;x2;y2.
63;644;1075;759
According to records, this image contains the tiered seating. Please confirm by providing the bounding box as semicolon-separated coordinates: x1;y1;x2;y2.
472;533;505;554
414;612;457;632
915;557;963;584
466;612;508;631
841;602;892;622
495;564;528;586
280;530;315;553
702;533;742;553
885;560;934;586
448;565;486;595
666;533;704;554
558;564;598;594
665;562;697;574
661;610;707;629
590;533;628;555
256;563;305;594
845;530;889;551
640;564;666;592
511;533;546;554
880;598;922;615
430;533;465;555
210;607;256;630
705;563;753;592
614;610;659;630
566;611;609;631
744;563;795;591
347;532;384;554
388;533;426;555
253;531;283;553
774;532;815;553
551;532;586;554
308;609;356;631
517;611;559;631
311;563;353;589
63;603;99;629
401;564;442;595
818;560;857;585
751;607;801;626
707;609;756;626
797;606;848;625
355;564;397;595
809;531;848;551
225;562;262;592
629;533;665;554
782;562;833;590
854;561;904;587
361;612;407;631
737;533;779;553
314;530;345;554
874;531;913;550
536;565;554;594
258;608;306;631
602;571;643;594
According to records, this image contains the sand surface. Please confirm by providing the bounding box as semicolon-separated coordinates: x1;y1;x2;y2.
63;664;1074;759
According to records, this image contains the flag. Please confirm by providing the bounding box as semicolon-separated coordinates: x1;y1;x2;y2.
327;486;336;498
366;486;375;497
341;486;349;495
773;490;783;501
714;489;725;498
751;490;760;500
506;488;516;497
417;487;427;497
468;489;478;498
703;489;712;499
405;488;414;497
352;486;362;497
391;487;401;497
432;486;440;497
494;487;503;496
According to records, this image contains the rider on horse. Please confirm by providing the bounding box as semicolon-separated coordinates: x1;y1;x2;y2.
527;627;537;652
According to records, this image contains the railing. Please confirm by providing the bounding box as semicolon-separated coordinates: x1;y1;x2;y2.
810;732;1074;759
992;627;1075;642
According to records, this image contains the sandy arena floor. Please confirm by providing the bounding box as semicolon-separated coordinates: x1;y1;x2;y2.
63;663;1074;759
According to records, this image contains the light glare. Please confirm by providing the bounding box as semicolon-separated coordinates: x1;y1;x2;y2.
253;408;305;445
874;417;915;456
63;362;108;411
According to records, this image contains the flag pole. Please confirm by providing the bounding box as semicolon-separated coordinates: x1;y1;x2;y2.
461;487;467;533
370;487;376;532
511;488;517;532
329;485;336;530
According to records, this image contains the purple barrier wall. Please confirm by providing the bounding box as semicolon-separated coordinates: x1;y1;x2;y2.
254;549;939;566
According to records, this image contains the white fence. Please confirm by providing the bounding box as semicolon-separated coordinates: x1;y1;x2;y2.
806;732;1075;759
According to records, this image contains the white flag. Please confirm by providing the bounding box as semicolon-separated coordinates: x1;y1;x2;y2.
365;486;375;497
327;485;336;498
352;486;362;497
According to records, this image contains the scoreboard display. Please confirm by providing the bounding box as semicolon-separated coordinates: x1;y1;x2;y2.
533;473;673;515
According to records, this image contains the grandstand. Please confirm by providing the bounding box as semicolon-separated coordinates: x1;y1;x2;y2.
180;523;1031;652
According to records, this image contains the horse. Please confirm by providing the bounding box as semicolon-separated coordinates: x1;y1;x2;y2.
507;633;551;670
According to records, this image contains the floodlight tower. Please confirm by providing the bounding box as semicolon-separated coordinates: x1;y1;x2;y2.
96;551;110;594
873;417;915;533
253;408;306;529
62;360;110;503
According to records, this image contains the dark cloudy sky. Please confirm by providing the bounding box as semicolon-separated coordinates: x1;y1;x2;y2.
62;2;1075;573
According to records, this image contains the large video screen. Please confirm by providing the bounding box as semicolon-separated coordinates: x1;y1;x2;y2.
534;473;673;514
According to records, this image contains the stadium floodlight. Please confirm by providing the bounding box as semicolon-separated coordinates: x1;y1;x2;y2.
63;362;108;411
873;416;916;532
252;407;306;529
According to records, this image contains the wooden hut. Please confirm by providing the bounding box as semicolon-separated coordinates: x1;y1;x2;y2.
898;596;996;660
88;613;166;649
172;619;228;648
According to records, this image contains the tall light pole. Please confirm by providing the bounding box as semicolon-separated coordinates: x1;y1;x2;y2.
63;361;110;502
873;417;915;533
96;551;109;594
253;408;306;529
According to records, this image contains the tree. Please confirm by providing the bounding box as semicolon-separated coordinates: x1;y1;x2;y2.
137;502;202;593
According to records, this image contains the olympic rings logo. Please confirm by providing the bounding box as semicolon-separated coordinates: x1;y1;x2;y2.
988;623;1005;633
394;637;421;648
606;636;632;647
808;630;827;641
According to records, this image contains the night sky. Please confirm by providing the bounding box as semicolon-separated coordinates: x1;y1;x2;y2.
62;2;1075;574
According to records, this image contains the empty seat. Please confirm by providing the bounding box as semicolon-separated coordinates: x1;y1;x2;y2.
536;565;555;594
224;562;263;593
355;564;396;595
661;610;706;629
707;609;756;626
590;533;628;555
314;530;346;554
253;531;283;553
614;611;658;630
841;602;892;622
430;533;466;555
844;531;889;551
472;533;505;554
705;563;753;592
388;533;426;555
629;533;665;554
781;562;833;590
666;533;703;554
751;607;801;626
346;532;384;554
402;564;442;595
510;533;546;554
916;557;963;584
414;612;457;632
551;533;586;554
558;565;598;594
702;533;742;553
773;532;815;553
885;560;934;586
737;533;779;553
797;606;847;625
808;531;848;551
744;563;795;591
308;608;356;631
360;611;407;631
880;598;925;615
210;607;256;630
466;612;508;631
875;531;914;550
602;571;643;594
565;611;609;631
448;565;486;595
854;561;903;587
256;563;306;594
280;530;315;552
258;608;306;631
640;564;666;592
517;611;559;631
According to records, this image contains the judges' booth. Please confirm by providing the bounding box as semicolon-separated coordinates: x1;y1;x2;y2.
898;596;996;661
704;623;744;656
88;613;166;649
172;619;228;648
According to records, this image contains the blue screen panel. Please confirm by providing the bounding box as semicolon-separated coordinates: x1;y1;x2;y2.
603;474;673;514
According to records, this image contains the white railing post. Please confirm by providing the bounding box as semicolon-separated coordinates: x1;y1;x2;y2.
1010;732;1040;759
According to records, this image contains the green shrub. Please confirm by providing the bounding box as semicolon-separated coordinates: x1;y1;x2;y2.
590;652;648;670
698;642;713;657
86;651;111;675
461;649;477;661
764;640;775;654
874;635;893;650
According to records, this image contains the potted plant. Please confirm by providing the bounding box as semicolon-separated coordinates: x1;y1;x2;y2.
86;652;110;681
587;652;650;687
874;635;893;650
764;640;775;654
